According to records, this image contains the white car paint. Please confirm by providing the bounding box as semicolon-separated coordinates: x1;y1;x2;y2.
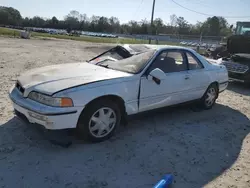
17;62;132;97
9;45;228;130
140;70;193;112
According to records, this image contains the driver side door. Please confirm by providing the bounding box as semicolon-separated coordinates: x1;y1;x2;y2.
139;49;192;112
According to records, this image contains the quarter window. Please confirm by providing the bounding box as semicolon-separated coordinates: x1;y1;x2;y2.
186;52;203;70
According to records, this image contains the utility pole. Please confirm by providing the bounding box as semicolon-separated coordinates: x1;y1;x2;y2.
149;0;156;44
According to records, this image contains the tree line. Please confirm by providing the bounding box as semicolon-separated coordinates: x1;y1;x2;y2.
0;6;233;36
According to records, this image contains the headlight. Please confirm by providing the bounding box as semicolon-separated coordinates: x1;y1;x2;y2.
28;92;73;107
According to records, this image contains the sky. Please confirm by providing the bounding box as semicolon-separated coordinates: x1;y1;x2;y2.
1;0;250;25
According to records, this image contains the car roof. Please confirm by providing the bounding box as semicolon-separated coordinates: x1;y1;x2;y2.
122;44;195;53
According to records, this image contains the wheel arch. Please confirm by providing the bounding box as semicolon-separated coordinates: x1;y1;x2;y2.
79;94;127;121
76;94;127;142
205;81;219;98
210;81;219;89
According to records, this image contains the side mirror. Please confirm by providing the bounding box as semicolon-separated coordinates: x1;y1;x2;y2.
147;68;166;85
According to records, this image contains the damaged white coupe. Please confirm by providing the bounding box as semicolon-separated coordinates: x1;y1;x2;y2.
9;44;228;142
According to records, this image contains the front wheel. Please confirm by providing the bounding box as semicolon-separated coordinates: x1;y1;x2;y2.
200;84;218;109
77;99;121;142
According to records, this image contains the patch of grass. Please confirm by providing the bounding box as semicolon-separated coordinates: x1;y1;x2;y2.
32;32;180;45
1;27;198;49
0;27;206;54
0;27;21;37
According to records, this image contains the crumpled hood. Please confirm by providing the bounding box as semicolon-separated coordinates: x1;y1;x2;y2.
17;62;131;96
205;57;223;65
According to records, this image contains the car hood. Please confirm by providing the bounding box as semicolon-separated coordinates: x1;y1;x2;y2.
17;62;132;96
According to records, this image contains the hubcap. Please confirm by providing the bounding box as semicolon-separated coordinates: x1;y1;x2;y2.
205;87;216;107
88;107;117;138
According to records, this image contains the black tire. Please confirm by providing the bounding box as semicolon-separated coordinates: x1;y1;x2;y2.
76;99;121;142
200;83;218;110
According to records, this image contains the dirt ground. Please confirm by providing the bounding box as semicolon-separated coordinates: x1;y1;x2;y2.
0;38;250;188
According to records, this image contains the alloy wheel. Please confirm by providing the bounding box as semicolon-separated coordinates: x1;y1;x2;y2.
88;107;117;138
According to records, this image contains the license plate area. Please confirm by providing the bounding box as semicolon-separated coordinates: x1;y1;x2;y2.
28;111;47;121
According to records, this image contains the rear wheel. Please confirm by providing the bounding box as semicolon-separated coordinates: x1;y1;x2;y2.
200;84;218;109
77;99;121;142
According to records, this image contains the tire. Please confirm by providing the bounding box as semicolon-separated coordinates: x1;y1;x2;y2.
76;99;121;142
200;84;218;110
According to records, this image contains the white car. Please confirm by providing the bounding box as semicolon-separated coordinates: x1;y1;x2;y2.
9;44;229;142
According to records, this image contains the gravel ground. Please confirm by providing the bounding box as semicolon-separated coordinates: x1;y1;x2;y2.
0;38;250;188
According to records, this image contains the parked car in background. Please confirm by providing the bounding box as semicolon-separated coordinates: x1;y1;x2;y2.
9;44;228;142
201;43;207;48
191;42;198;46
208;54;250;84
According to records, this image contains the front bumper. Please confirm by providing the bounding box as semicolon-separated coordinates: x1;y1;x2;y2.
228;71;250;84
9;87;83;130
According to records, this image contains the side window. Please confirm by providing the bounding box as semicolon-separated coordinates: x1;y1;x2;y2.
186;52;203;70
149;51;187;73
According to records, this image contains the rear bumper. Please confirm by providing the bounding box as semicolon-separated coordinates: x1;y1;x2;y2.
229;78;246;83
219;81;228;93
9;87;83;130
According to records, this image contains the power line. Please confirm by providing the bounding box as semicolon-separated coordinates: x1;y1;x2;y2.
183;0;214;9
171;0;250;18
133;0;145;20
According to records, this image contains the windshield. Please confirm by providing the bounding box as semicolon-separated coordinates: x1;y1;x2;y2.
235;22;250;35
97;49;156;74
88;46;132;64
238;27;250;35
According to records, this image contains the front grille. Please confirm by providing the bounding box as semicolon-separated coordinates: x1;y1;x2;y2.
16;82;25;94
223;61;249;74
228;72;246;80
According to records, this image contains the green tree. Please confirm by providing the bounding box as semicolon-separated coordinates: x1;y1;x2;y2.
31;16;46;27
64;10;80;30
0;6;22;25
52;16;59;25
176;17;190;34
153;18;164;34
0;6;234;37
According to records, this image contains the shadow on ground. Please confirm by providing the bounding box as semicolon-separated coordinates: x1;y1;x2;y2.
227;82;250;96
0;103;249;188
